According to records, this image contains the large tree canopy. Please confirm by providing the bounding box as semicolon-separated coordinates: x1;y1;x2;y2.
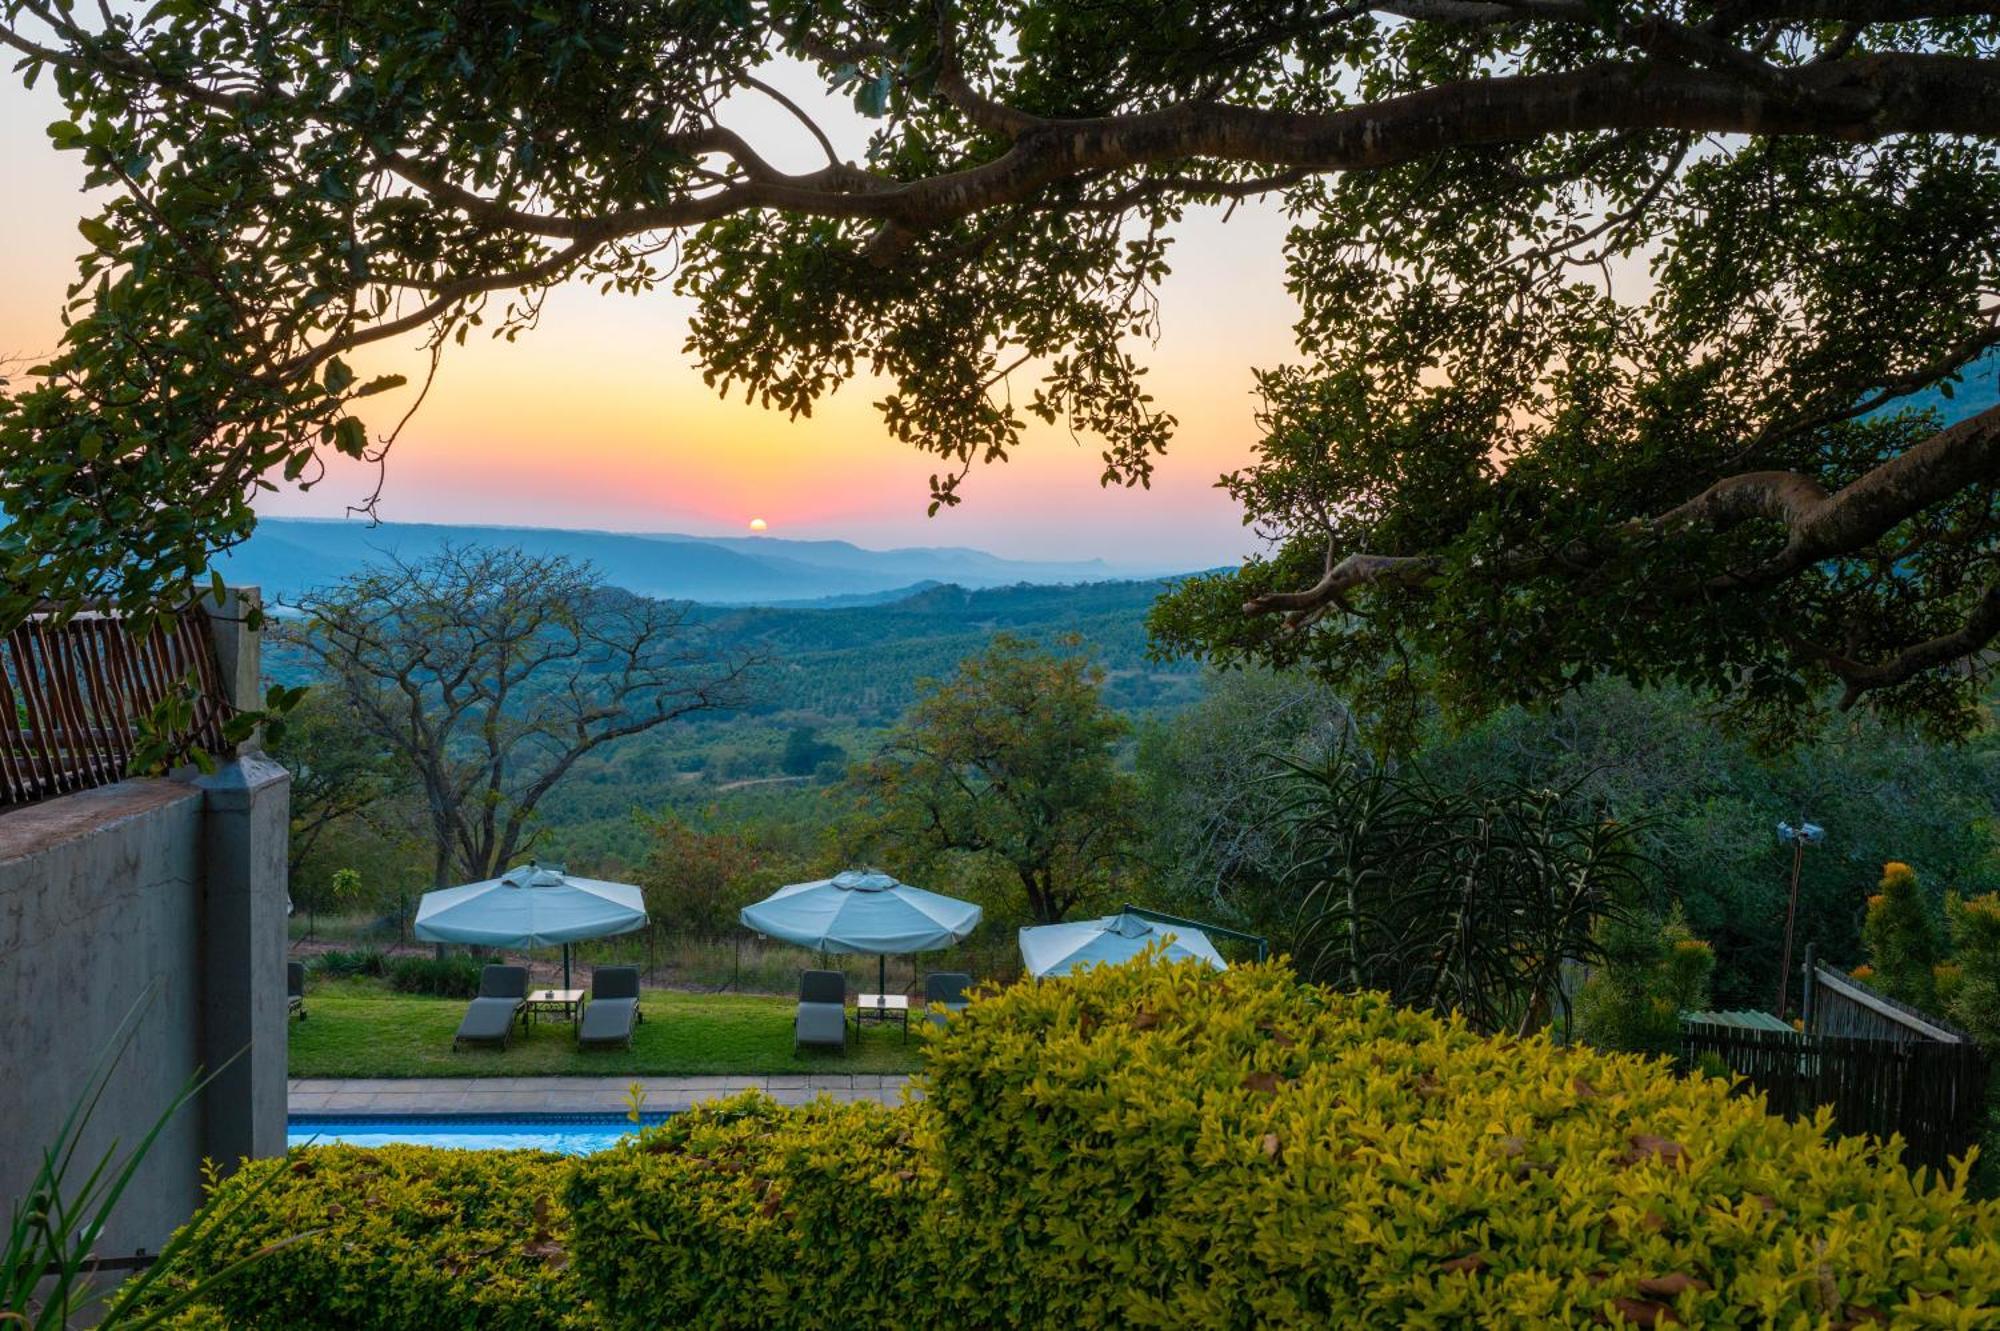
2;0;1997;740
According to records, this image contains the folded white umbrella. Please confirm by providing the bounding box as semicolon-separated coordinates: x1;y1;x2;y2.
415;862;647;988
1018;910;1228;978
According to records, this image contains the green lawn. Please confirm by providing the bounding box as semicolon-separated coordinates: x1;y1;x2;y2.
288;979;927;1078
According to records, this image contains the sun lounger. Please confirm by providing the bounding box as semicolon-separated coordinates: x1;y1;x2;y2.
924;971;971;1026
287;960;307;1021
577;965;642;1050
453;964;529;1050
795;969;849;1053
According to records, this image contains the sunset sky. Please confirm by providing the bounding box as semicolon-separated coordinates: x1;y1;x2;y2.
0;66;1300;569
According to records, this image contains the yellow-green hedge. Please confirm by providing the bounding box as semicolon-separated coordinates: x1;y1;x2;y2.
163;1144;587;1330
566;1095;939;1331
920;960;2000;1328
167;962;2000;1329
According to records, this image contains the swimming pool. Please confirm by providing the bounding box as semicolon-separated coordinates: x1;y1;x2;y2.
287;1113;674;1154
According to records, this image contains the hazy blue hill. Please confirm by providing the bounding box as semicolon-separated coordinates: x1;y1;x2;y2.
693;578;1201;722
265;566;1197;721
763;581;944;609
1878;348;1999;424
643;531;1122;585
226;518;891;603
227;517;1151;605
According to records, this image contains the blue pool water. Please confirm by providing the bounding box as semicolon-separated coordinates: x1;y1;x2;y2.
287;1113;674;1154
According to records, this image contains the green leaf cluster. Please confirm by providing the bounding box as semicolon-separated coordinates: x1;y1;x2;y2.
919;960;2000;1327
1268;755;1652;1035
1947;893;2000;1049
384;954;487;998
845;633;1140;923
163;1145;586;1331
1862;862;1948;1012
169;959;2000;1327
1574;905;1717;1059
567;1096;940;1330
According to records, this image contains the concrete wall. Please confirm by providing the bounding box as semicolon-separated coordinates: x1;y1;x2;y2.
0;779;208;1256
0;587;289;1260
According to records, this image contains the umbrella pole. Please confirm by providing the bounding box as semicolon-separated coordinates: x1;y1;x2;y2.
878;952;887;997
563;942;572;991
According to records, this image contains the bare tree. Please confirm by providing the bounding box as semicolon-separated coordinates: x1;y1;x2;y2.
285;545;763;886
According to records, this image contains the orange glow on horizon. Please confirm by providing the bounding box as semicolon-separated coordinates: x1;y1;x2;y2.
0;72;1298;568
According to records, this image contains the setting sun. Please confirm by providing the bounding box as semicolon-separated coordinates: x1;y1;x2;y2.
748;517;768;533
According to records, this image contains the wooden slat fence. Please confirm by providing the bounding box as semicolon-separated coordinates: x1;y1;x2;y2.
1681;1022;1990;1174
0;606;231;807
1808;963;1974;1045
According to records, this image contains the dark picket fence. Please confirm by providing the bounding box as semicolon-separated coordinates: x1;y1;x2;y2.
0;604;230;807
1682;1018;1990;1174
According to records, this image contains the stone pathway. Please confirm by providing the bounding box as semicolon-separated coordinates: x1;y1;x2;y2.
290;1074;914;1114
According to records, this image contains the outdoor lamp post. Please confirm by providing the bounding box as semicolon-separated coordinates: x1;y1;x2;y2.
1774;818;1826;1019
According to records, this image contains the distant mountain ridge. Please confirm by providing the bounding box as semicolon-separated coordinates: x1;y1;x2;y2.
225;517;1158;606
1883;347;1999;424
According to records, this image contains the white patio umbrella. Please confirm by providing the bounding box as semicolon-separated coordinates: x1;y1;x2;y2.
1018;910;1228;978
414;861;648;989
739;868;982;994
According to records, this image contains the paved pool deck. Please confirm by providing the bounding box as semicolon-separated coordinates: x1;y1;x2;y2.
290;1074;915;1114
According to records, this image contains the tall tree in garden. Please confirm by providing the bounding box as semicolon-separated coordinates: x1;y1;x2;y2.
1945;891;2000;1045
268;689;405;881
848;635;1137;923
286;546;762;886
1135;669;1358;922
4;3;1998;747
1860;860;1947;1009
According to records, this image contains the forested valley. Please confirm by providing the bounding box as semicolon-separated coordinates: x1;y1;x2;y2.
275;546;1997;1026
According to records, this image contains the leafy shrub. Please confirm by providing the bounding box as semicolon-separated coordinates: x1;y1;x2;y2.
1944;893;2000;1199
1947;891;2000;1047
1861;861;1944;1010
920;959;2000;1328
164;1145;585;1330
170;963;2000;1328
386;954;486;998
635;812;787;937
567;1096;937;1331
1269;757;1649;1033
1574;904;1715;1056
312;948;385;978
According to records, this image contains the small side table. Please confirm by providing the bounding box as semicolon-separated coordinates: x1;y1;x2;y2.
855;993;910;1039
524;988;585;1027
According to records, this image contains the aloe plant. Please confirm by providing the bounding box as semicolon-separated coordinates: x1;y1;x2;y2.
2;987;297;1328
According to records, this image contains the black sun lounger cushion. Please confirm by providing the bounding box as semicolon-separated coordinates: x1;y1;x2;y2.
578;996;639;1050
453;964;529;1050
